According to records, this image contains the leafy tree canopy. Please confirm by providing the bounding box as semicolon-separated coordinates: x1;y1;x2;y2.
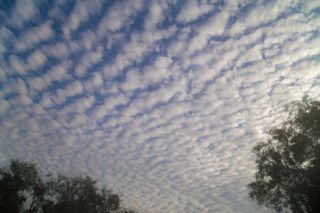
0;160;137;213
248;97;320;213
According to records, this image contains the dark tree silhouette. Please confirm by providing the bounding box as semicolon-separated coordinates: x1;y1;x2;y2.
0;160;137;213
248;97;320;213
0;160;45;213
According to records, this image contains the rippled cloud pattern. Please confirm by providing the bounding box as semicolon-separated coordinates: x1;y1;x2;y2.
1;0;320;212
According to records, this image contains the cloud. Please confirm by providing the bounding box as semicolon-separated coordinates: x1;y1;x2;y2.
144;1;170;30
54;80;84;104
0;27;16;54
97;0;144;34
185;33;210;56
121;69;143;93
75;47;103;77
17;95;33;106
91;93;128;121
27;50;47;70
176;0;214;23
9;55;27;74
194;10;229;36
301;0;320;13
42;42;70;58
62;0;103;39
143;56;173;85
84;72;104;92
71;95;95;113
1;0;320;213
228;0;298;35
0;99;10;115
15;22;54;51
46;61;71;82
9;0;39;27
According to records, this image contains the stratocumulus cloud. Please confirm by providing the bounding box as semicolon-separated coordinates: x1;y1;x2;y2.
0;0;320;212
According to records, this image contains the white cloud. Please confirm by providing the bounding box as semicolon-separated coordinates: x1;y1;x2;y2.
72;96;95;113
0;27;16;54
144;0;169;29
92;93;128;120
9;55;26;74
121;69;143;93
97;0;143;34
177;0;214;23
40;93;54;108
69;113;88;127
0;43;5;54
45;61;71;82
9;0;39;27
75;47;103;77
143;56;173;85
229;0;298;35
65;80;84;97
50;80;85;105
80;30;97;50
42;42;70;58
15;22;54;51
32;104;46;115
18;95;33;106
27;50;47;70
185;33;210;55
63;0;103;39
28;77;47;91
2;1;320;213
84;72;104;92
0;99;10;115
194;10;229;36
301;0;320;13
27;118;40;130
235;45;263;66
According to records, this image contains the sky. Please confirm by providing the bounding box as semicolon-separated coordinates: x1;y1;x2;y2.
0;0;320;212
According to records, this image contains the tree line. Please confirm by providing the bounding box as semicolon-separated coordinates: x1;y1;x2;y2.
0;160;136;213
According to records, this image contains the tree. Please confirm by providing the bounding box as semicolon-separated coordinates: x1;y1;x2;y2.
0;160;137;213
0;160;45;213
248;97;320;213
43;175;121;213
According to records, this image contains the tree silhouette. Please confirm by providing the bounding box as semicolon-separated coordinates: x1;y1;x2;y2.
0;160;45;213
0;160;137;213
248;97;320;213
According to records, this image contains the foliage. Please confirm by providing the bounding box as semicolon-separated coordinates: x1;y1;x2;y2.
0;160;137;213
0;160;45;213
248;97;320;213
